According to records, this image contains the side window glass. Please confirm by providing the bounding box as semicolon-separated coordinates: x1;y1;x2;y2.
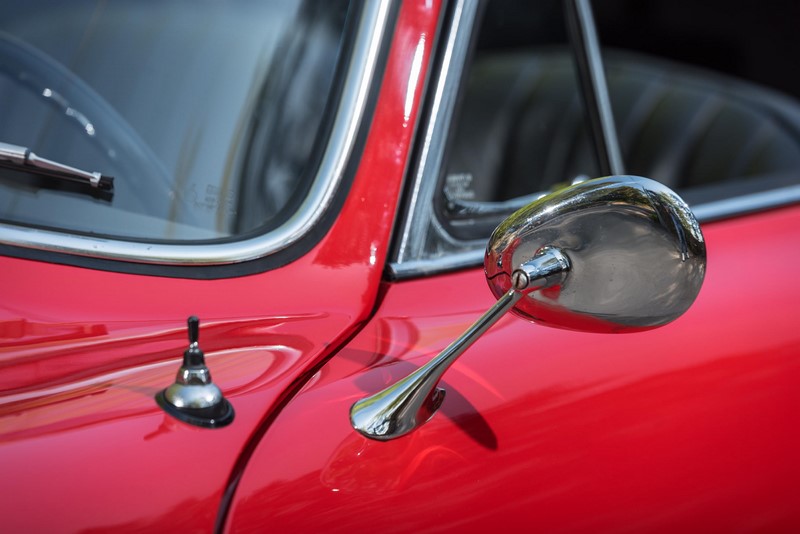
441;0;583;242
391;0;800;276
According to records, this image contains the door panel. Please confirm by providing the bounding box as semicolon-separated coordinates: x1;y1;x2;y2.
227;205;800;532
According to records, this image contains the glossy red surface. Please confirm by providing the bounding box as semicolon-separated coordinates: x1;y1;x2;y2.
0;1;441;531
227;205;800;532
3;1;799;531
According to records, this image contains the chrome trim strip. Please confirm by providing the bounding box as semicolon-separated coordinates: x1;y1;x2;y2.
393;0;479;263
387;185;800;280
0;1;393;266
386;249;483;280
691;184;800;222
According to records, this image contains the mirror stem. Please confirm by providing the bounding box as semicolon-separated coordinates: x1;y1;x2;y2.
351;247;570;441
350;288;521;440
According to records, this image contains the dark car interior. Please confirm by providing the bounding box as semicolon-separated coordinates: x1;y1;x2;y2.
440;0;800;230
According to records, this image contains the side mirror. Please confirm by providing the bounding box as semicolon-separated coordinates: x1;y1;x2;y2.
351;176;706;440
485;175;706;332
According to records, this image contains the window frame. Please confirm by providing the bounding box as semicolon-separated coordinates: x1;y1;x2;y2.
387;0;800;280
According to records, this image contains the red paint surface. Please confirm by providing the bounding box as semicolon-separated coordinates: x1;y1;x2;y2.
0;1;441;531
227;205;800;532
2;1;799;531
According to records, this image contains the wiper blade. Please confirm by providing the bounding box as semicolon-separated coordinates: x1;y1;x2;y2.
0;141;114;192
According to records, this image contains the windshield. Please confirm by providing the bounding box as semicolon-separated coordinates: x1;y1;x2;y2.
0;0;352;241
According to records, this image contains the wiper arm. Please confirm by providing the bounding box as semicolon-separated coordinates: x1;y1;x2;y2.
0;141;114;192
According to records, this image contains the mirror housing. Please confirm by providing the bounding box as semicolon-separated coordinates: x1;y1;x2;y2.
485;175;706;332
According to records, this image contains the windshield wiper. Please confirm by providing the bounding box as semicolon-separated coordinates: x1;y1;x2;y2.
0;141;114;192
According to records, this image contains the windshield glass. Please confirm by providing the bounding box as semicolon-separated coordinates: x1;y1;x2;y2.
0;0;352;241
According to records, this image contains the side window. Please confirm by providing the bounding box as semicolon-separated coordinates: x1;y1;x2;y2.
391;0;800;277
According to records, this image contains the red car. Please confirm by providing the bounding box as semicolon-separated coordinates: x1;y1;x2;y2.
1;0;798;531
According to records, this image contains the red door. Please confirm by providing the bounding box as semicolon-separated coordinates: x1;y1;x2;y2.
226;204;800;532
0;1;441;531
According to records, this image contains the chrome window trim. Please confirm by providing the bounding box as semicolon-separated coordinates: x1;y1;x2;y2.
393;0;479;264
0;0;393;266
387;183;800;280
690;183;800;221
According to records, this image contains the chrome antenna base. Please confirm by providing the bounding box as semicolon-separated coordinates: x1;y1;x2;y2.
350;247;569;441
155;316;234;428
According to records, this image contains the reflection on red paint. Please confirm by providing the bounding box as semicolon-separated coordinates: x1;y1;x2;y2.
321;430;465;494
227;205;800;532
0;1;444;531
0;319;107;347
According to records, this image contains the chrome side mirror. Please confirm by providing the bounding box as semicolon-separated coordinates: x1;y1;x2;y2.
485;175;706;332
351;176;706;440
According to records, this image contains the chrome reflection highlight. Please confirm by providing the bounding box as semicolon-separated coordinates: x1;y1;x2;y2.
351;246;570;441
156;316;234;428
351;288;522;441
485;175;706;332
353;176;705;440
